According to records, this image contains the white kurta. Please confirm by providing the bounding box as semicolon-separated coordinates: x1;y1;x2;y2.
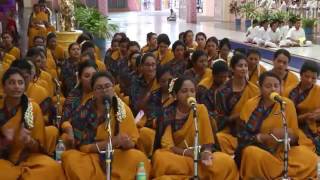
246;26;260;42
286;27;306;41
265;28;281;48
253;27;269;46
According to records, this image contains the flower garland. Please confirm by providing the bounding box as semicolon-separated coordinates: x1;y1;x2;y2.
24;102;34;129
115;96;126;122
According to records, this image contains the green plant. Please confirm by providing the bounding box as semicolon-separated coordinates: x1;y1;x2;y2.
302;18;317;28
74;6;118;39
240;2;257;20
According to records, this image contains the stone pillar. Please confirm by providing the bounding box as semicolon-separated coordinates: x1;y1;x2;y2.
186;0;197;23
155;0;162;11
97;0;108;16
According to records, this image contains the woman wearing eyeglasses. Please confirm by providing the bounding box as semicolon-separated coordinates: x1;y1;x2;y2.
61;71;150;179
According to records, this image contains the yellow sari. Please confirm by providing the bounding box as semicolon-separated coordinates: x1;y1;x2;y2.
61;97;151;180
239;96;317;179
152;104;239;180
282;71;299;95
7;47;21;59
248;64;266;85
0;62;10;96
285;84;320;152
153;49;174;65
216;81;260;155
0;98;65;180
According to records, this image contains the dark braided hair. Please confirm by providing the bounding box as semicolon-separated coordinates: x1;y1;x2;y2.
2;68;30;128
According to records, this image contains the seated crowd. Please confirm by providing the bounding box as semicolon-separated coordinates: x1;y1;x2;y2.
0;3;319;180
245;16;312;48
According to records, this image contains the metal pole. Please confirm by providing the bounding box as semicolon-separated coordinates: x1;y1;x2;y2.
192;107;199;180
280;104;289;180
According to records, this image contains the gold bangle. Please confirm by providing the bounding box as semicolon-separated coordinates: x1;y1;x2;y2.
182;149;188;156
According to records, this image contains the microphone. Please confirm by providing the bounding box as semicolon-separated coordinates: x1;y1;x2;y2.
187;97;197;110
269;92;286;105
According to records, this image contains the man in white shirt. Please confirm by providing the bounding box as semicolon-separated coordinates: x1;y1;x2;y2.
265;21;281;48
253;20;269;46
280;18;312;47
246;19;260;43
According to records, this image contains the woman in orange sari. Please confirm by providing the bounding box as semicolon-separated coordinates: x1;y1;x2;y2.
183;30;198;53
195;32;207;51
47;32;66;64
285;61;320;153
61;72;150;179
61;61;98;148
270;49;299;94
0;68;65;180
205;36;219;67
10;60;59;156
246;49;266;85
153;34;174;65
60;43;81;97
1;32;21;59
184;50;212;85
215;54;260;155
152;77;239;179
164;40;188;77
237;71;317;179
136;65;174;156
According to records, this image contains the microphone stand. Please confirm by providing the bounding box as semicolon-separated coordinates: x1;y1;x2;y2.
191;105;199;180
280;103;290;180
271;102;290;180
104;100;113;180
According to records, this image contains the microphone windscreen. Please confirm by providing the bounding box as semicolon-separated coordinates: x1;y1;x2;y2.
187;97;196;106
269;92;280;102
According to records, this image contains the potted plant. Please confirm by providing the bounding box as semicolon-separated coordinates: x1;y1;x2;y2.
302;17;317;37
240;1;257;30
229;0;241;29
74;6;118;54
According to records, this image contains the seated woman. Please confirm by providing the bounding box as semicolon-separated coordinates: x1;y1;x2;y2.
61;61;98;148
205;36;219;67
285;61;320;154
47;32;66;65
214;54;260;155
270;49;299;94
0;68;65;180
183;30;198;53
61;71;150;180
246;49;267;85
60;43;81;97
153;34;174;65
28;4;55;48
237;71;317;179
195;32;207;51
218;38;232;63
184;50;212;85
164;40;188;77
136;65;174;156
1;32;21;59
198;60;229;116
152;77;239;179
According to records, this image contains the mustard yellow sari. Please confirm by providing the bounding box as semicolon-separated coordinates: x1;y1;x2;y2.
216;81;260;155
239;96;317;179
0;98;65;180
152;104;239;180
153;49;174;65
61;97;151;180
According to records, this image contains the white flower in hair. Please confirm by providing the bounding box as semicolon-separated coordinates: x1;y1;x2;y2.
168;78;178;94
116;96;126;122
24;102;34;129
